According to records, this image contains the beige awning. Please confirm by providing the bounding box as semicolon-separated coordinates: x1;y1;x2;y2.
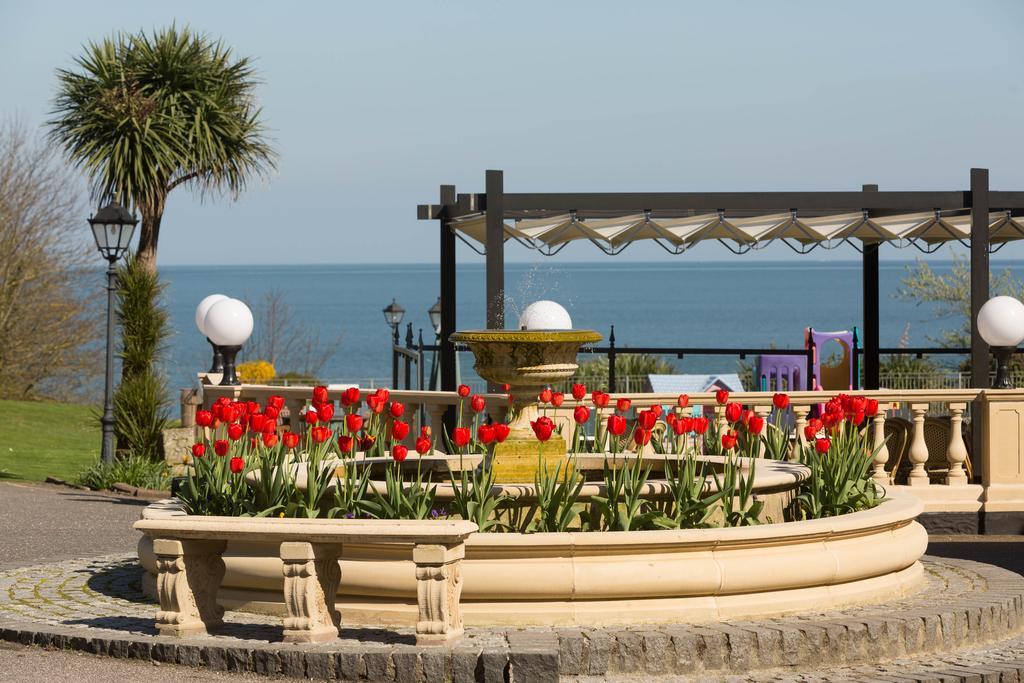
448;210;1024;254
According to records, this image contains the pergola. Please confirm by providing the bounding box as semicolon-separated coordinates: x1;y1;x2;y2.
417;169;1024;400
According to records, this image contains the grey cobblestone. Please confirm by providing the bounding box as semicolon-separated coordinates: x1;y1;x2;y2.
4;554;1024;680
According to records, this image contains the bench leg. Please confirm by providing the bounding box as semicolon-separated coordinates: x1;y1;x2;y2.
413;543;465;645
280;541;341;643
153;538;226;637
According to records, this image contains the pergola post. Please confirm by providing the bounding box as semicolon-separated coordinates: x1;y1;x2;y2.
970;168;990;482
862;184;880;390
438;185;457;430
485;170;505;330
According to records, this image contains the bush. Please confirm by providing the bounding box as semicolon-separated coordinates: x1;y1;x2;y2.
237;360;276;383
113;256;169;460
76;453;169;491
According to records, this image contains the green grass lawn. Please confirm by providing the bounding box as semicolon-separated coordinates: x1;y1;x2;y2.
0;399;100;481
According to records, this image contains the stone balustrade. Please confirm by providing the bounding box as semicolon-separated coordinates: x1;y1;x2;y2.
134;513;477;645
199;382;1024;533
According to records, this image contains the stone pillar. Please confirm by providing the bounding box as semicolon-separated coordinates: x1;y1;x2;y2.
907;403;930;486
413;542;465;645
280;541;342;643
871;411;890;485
981;390;1024;532
946;402;969;486
153;538;226;637
792;404;810;462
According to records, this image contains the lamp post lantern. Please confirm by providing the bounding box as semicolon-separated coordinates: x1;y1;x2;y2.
977;296;1024;389
203;298;254;386
88;201;138;463
195;294;228;374
383;299;405;387
428;297;442;337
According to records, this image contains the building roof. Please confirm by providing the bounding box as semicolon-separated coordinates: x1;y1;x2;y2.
647;373;745;394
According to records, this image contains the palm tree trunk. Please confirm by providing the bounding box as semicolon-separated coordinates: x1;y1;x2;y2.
135;197;165;272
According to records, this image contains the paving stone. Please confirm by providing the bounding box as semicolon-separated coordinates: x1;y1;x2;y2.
362;649;393;681
479;647;509;683
508;647;558;682
554;628;586;676
582;629;614;675
419;648;449;682
253;647;281;676
391;650;418;682
334;650;365;680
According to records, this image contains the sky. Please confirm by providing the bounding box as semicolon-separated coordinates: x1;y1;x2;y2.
2;0;1023;266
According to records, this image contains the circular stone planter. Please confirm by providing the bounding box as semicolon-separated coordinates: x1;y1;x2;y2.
137;488;926;627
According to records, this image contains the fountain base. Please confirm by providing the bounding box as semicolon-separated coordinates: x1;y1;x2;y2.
489;436;569;483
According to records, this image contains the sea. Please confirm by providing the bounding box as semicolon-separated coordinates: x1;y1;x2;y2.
152;259;1021;396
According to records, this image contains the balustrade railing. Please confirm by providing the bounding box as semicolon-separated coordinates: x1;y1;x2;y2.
202;382;984;490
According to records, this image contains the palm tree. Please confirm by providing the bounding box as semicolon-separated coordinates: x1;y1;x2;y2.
48;26;276;270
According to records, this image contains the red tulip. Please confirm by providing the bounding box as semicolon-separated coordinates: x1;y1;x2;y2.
261;419;277;435
338;435;354;453
195;410;213;427
311;426;331;443
470;395;486;413
214;440;229;457
191;443;205;458
341;387;361;406
693;417;709;435
312;385;329;404
375;388;390;403
477;424;495;444
677;394;690;409
360;435;377;451
607;414;627;436
420;425;431;437
815;437;831;454
748;415;765;434
803;424;819;441
715;389;730;405
227;423;244;441
392;444;409;462
571;384;587;400
304;409;318;425
721;431;738;450
592;391;610;408
318;402;335;423
772;393;790;410
267;395;285;411
808;417;823;432
864;397;880;419
346;414;364;433
367;395;385;414
452;427;471;448
633;428;651;447
392;420;410;441
671;419;688;436
246;401;260;416
390;402;405;418
573;405;591;424
264;405;280;420
263;432;279;448
637;409;657;431
651;404;663;417
415;436;431;455
457;384;471;398
550;392;564;407
493;423;510;443
538;387;553;404
616;398;631;413
531;416;555;442
229;456;245;474
283;431;299;449
725;402;742;423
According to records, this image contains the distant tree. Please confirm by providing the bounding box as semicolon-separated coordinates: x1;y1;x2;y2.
896;254;1024;373
48;25;276;271
246;289;341;378
0;121;99;399
575;354;676;392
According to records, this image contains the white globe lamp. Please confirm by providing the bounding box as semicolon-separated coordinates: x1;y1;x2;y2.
195;294;229;374
203;298;255;386
977;295;1024;388
519;300;573;331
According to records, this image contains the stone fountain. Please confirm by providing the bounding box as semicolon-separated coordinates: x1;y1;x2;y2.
450;301;601;482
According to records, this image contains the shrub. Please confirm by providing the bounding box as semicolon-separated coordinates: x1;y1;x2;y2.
237;360;276;384
76;453;169;491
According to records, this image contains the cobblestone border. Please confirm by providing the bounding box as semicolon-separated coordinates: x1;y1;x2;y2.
1;555;1023;681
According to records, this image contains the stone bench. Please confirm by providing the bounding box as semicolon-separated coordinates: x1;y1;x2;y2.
133;516;478;645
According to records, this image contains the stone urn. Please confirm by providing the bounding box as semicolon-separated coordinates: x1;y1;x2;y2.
449;329;602;482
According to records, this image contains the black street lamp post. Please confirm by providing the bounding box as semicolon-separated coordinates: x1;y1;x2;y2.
88;201;138;464
383;298;405;387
